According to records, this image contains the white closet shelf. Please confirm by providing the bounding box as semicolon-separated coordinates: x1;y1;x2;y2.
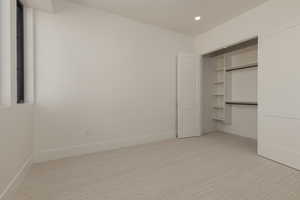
213;106;224;109
212;94;225;96
215;68;225;72
213;81;224;84
213;117;225;121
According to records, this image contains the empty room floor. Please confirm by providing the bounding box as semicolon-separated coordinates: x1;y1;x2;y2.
14;132;300;200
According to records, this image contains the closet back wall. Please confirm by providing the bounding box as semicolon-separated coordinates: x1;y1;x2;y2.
34;2;193;162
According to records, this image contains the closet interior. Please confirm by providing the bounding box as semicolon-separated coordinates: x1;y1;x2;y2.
202;38;258;139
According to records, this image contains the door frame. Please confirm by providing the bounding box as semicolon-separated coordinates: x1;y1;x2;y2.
199;35;259;141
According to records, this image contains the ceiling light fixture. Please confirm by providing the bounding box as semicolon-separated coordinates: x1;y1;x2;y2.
194;16;201;21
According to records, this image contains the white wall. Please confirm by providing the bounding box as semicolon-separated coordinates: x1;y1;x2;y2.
259;24;300;169
23;0;67;13
34;2;194;162
195;0;300;55
195;0;300;169
0;1;34;199
217;106;257;139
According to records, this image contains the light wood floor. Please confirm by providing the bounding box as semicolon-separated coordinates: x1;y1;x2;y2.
14;132;300;200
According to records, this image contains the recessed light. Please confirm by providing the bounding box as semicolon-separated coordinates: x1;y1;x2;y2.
194;16;201;21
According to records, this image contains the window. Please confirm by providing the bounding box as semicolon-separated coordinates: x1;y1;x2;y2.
16;0;25;104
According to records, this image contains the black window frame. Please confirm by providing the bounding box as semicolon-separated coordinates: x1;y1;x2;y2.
16;0;25;104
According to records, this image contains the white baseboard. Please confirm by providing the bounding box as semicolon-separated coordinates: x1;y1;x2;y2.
258;113;300;170
0;156;33;200
35;131;175;163
258;142;300;170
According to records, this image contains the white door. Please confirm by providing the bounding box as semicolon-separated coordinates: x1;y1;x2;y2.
177;53;201;138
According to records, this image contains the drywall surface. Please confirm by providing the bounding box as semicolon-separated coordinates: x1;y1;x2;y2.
259;23;300;170
0;0;34;199
195;0;300;55
195;0;300;169
217;106;257;139
23;0;67;13
34;2;193;162
0;105;33;200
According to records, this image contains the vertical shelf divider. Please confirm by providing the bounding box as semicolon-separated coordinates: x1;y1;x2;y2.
212;55;226;122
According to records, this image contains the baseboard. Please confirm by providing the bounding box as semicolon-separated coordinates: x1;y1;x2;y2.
0;156;33;200
217;127;257;140
205;130;257;141
35;131;175;163
258;143;300;170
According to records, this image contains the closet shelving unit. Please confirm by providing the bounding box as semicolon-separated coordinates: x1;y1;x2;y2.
212;55;227;122
202;38;258;135
207;38;258;124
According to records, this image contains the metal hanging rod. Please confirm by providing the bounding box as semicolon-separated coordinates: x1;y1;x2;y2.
226;101;258;106
226;63;258;72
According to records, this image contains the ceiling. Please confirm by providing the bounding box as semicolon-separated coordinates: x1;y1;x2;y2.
70;0;268;35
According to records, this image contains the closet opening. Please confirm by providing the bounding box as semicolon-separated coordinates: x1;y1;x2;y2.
201;38;258;141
